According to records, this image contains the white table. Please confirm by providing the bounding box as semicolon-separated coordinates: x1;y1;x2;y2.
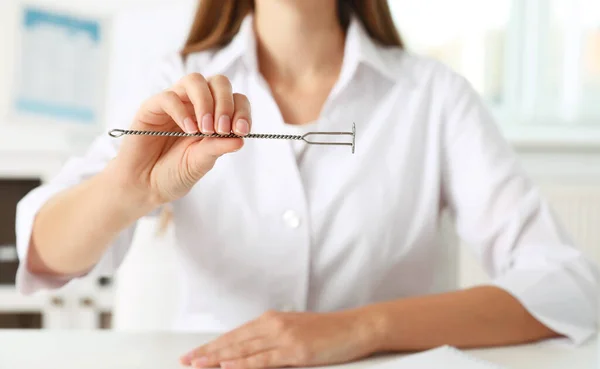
0;330;597;369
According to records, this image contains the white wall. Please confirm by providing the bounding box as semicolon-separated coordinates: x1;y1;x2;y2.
104;0;196;133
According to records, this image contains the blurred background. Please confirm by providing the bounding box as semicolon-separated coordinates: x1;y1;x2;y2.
0;0;599;331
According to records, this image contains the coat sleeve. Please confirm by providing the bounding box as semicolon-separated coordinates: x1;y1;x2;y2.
15;54;185;295
439;71;600;344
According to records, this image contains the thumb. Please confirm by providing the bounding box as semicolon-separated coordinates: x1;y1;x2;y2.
186;137;244;176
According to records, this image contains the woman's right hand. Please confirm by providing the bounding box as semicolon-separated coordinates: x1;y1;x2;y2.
109;73;251;207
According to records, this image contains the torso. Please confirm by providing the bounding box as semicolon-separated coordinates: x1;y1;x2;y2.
163;49;461;333
149;16;468;332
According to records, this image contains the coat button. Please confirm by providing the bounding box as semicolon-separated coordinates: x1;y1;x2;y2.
282;210;301;228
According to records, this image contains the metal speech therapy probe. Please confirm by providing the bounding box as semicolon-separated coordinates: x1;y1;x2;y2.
108;123;356;154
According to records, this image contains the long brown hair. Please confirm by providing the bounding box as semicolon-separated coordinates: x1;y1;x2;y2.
181;0;403;57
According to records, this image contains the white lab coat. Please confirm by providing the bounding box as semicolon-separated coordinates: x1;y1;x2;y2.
16;15;599;342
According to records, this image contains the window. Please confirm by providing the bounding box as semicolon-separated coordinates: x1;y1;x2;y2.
389;0;600;129
540;0;600;124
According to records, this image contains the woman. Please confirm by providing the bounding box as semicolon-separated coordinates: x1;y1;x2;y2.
16;0;598;368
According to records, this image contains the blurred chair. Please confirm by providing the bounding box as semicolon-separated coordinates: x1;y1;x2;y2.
111;214;182;331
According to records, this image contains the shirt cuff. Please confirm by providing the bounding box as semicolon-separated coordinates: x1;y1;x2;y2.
491;257;599;345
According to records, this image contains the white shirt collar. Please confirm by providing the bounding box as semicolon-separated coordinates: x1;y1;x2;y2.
204;13;407;84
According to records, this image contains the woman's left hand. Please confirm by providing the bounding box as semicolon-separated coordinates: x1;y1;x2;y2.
180;309;381;369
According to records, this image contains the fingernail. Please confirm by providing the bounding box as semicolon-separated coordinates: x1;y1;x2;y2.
235;119;249;136
184;117;198;134
192;357;208;368
201;114;214;133
217;115;231;134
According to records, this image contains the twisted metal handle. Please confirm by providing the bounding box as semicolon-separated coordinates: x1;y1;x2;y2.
108;123;356;154
108;130;303;140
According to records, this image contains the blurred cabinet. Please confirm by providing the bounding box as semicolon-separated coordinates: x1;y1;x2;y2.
0;312;41;328
0;245;18;286
0;176;115;330
0;276;115;330
0;179;41;285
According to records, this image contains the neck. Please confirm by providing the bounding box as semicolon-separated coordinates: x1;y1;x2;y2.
254;0;345;84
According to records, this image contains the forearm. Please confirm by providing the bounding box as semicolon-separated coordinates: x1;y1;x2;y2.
362;286;559;353
28;164;156;276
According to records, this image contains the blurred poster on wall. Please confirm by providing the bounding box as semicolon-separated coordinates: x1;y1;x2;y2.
10;6;109;127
